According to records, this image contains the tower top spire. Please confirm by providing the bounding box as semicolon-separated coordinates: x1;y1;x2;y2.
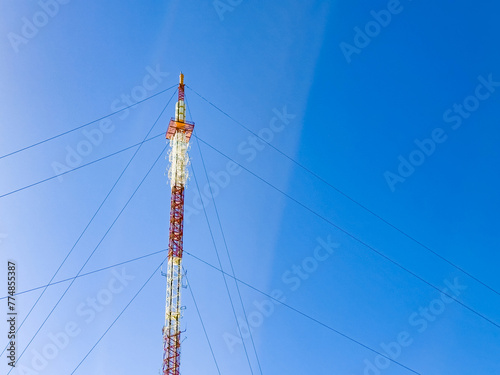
166;73;194;141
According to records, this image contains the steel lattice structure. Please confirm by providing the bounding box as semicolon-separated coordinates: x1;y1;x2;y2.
162;73;194;375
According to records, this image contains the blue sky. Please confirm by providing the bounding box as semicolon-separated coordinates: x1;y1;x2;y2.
0;1;499;374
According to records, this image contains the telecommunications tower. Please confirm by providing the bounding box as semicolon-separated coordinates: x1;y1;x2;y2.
162;72;194;375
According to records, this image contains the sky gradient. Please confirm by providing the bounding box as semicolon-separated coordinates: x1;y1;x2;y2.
1;1;499;374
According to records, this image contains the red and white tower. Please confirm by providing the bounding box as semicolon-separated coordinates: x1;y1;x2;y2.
162;72;194;375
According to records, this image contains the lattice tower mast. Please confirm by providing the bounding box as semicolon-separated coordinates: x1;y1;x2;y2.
162;72;195;375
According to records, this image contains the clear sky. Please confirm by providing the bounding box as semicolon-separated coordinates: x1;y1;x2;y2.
0;1;499;374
